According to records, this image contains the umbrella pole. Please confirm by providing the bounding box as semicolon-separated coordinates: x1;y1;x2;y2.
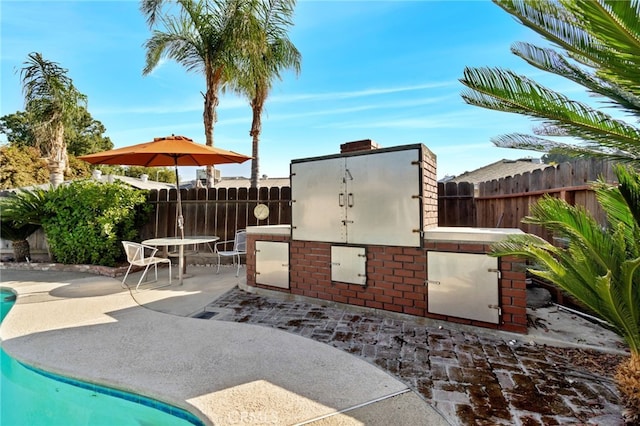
174;163;184;240
174;162;186;285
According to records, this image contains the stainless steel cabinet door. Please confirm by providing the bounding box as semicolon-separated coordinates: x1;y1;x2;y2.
346;149;421;247
291;158;346;242
331;246;366;285
427;251;500;324
255;241;289;289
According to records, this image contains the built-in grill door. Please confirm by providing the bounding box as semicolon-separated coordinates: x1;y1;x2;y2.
291;146;422;247
255;241;290;289
427;251;500;324
331;246;366;285
346;149;421;247
291;158;346;243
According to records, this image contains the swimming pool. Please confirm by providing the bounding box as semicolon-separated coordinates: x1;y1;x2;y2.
0;289;204;426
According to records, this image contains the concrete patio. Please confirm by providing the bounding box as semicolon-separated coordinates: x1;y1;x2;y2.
1;262;629;424
0;265;448;425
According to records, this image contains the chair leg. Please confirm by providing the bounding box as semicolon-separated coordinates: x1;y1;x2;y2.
122;263;134;287
217;254;221;274
136;265;152;291
235;253;240;277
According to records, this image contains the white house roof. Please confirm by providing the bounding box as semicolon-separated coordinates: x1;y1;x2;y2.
1;174;175;195
446;158;548;185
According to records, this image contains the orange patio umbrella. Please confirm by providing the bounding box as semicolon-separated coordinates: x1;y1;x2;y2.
78;135;251;238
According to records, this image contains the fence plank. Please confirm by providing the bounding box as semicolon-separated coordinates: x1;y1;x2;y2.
280;186;292;225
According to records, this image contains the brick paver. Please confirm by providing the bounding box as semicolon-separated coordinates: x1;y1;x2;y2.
209;289;623;426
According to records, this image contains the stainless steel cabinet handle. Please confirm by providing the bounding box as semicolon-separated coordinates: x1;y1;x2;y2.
339;193;345;206
348;193;354;207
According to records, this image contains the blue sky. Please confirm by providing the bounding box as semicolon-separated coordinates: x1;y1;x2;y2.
2;0;567;181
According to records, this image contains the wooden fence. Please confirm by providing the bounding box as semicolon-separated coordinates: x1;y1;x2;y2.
444;158;618;242
437;181;475;227
140;186;291;243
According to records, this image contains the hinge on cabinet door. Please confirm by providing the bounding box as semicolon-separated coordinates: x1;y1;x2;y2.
255;249;261;253
425;280;440;285
358;253;366;258
488;304;502;315
488;268;501;279
342;220;354;225
412;194;422;199
331;262;341;266
411;160;420;165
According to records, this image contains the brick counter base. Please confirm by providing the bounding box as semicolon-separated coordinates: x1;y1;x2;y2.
247;234;527;334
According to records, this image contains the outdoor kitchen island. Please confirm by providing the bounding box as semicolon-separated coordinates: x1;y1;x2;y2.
245;225;528;334
243;139;528;334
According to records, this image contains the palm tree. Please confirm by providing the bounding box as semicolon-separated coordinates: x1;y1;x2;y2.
231;0;301;188
0;220;40;262
490;165;640;421
460;0;640;162
0;188;48;262
20;52;87;187
459;0;640;420
141;0;260;187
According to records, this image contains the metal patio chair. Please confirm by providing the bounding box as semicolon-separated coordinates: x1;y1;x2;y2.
121;241;171;290
214;229;247;277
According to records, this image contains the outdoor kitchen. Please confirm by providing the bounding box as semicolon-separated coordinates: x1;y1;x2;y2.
244;140;529;334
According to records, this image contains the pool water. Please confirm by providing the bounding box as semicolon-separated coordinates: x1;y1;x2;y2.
0;289;204;426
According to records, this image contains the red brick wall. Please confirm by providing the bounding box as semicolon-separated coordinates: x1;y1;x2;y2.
248;234;528;334
339;139;379;153
422;146;438;230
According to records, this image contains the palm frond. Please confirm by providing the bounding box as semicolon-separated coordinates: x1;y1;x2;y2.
494;0;640;97
140;0;167;27
620;256;640;351
612;164;640;227
491;132;640;162
491;234;606;311
511;42;640;114
461;66;640;156
0;188;50;225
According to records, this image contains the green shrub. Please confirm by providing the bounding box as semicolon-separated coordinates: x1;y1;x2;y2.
40;180;151;266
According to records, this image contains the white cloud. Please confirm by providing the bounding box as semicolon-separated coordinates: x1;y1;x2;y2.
270;81;457;104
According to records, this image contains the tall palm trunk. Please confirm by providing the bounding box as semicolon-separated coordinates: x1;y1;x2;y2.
249;92;264;188
203;66;221;188
616;354;640;423
48;122;67;188
11;240;31;262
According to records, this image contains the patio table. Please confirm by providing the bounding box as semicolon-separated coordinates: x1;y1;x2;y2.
142;236;219;285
